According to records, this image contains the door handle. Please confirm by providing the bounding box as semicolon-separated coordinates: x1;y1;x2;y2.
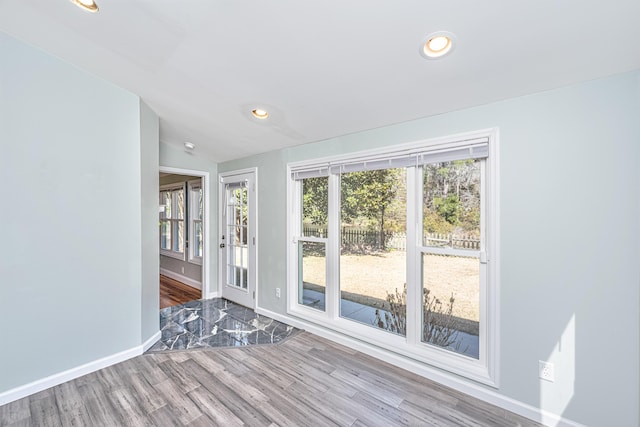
219;243;225;248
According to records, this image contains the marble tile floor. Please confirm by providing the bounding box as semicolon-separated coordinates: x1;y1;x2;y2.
146;298;299;352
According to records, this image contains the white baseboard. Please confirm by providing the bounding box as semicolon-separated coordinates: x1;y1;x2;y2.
160;268;202;290
142;330;162;352
204;291;220;299
255;306;585;427
0;335;159;407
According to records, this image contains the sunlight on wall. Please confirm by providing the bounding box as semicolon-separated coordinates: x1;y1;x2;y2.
540;314;576;426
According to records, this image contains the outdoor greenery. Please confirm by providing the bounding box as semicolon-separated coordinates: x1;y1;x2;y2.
302;177;328;228
302;160;480;249
341;169;406;250
374;284;467;351
423;159;481;235
302;169;406;251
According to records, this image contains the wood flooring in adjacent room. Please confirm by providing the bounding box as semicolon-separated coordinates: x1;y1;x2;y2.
160;274;201;309
0;332;542;427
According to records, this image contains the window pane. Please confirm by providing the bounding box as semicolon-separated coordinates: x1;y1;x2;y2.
422;254;479;359
241;266;247;289
231;187;248;251
175;189;185;220
339;168;407;335
234;188;247;219
302;177;328;238
235;267;241;287
298;241;326;311
238;225;248;245
235;206;242;230
197;189;203;220
163;192;172;219
226;238;248;290
227;240;235;264
242;247;248;270
228;263;236;286
423;160;480;248
194;222;203;257
238;242;248;290
173;220;184;253
160;220;171;250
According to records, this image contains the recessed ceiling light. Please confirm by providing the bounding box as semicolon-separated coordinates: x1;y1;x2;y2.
420;31;456;59
251;109;269;119
70;0;99;13
184;141;195;150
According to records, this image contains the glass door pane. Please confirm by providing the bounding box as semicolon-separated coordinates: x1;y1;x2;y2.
226;184;248;290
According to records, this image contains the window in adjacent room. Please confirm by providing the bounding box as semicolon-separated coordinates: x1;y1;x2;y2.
160;184;185;259
188;180;204;265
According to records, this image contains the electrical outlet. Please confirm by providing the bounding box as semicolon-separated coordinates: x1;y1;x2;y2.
539;361;555;382
275;288;281;298
181;266;185;274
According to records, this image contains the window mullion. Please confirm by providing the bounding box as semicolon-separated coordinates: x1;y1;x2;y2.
479;159;488;364
326;172;340;321
405;166;420;347
290;179;302;311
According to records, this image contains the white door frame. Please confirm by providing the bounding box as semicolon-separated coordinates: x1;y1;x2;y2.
159;166;212;298
218;168;258;308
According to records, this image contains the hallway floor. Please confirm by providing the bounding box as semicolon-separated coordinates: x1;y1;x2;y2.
160;275;201;309
146;298;299;352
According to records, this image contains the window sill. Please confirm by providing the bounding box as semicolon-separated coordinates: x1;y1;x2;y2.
287;303;497;387
160;250;185;261
188;257;203;266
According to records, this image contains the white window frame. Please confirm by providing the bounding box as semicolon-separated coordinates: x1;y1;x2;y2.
160;183;186;260
188;179;204;266
286;128;500;387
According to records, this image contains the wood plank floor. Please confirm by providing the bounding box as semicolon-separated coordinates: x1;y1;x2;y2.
160;275;201;309
0;332;542;427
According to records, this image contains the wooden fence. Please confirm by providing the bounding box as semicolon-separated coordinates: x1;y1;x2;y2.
302;227;479;251
423;232;480;250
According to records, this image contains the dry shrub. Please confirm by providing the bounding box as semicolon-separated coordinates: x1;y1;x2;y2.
374;284;466;351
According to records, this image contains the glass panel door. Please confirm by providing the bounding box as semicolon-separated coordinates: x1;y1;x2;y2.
220;171;256;308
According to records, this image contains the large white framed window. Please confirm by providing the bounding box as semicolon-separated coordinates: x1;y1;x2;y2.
287;129;499;386
188;180;204;265
160;184;185;260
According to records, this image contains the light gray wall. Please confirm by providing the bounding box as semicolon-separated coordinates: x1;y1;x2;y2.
159;255;202;284
159;174;200;186
219;71;640;426
0;32;148;393
159;142;218;295
140;100;160;342
218;150;289;309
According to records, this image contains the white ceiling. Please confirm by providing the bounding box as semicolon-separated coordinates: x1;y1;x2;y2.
2;1;639;162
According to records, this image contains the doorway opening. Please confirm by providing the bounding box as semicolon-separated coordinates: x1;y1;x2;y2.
159;167;211;308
